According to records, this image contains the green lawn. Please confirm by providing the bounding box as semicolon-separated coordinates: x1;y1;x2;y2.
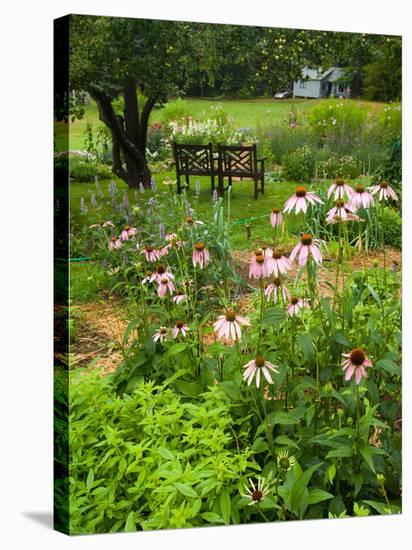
70;171;327;251
56;97;386;151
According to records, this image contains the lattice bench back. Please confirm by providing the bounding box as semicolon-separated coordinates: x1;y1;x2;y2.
217;144;258;177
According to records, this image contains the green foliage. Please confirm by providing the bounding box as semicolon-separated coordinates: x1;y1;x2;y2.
381;207;401;248
69;373;258;533
363;39;402;101
281;146;315;182
307;100;368;154
371;136;402;195
160;99;192;124
69;157;112;182
317;154;362;179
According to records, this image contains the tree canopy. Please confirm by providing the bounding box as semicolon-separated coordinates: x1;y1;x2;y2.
66;15;401;187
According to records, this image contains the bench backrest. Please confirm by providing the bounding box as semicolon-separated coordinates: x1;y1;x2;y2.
173;142;215;176
217;144;258;177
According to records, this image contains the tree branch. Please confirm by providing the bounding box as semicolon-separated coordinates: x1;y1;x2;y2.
89;84;144;163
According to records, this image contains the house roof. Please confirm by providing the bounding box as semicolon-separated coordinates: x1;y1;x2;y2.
299;67;345;81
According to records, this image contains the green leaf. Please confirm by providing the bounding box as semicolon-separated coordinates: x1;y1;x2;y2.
207;342;231;356
274;435;300;450
359;444;376;473
327;464;336;483
122;319;139;345
166;343;189;357
174;380;202;398
175;483;198;498
290;463;322;516
125;511;135;532
326;446;353;459
86;468;94;491
201;512;224;524
375;359;401;376
363;500;399;515
352;474;364;497
297;334;315;365
307;489;334;504
367;284;382;305
332;331;352;348
261;307;285;325
252;437;269;453
268;407;307;428
158;447;174;461
219;490;231;525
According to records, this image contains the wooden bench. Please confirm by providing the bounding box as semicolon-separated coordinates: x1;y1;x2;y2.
173;142;216;195
217;144;265;199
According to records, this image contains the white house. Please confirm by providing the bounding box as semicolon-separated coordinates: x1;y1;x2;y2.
293;67;349;99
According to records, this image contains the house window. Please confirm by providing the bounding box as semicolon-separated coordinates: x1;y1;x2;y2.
299;80;307;89
338;84;344;92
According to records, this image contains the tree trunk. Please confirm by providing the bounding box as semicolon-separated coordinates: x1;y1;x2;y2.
89;83;154;188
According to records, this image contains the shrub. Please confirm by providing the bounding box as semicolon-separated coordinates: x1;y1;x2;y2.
281;145;315;182
307;100;367;155
69;158;112;182
169;117;246;146
382;206;401;248
316;154;362;179
146;122;170;161
160;98;192;124
255;123;314;164
371;136;402;195
69;372;258;533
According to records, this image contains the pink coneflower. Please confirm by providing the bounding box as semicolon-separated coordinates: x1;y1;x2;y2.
283;186;323;214
326;199;357;224
249;249;270;279
90;220;114;229
157;275;175;297
143;245;161;262
270;207;283;228
184;216;204;227
150;264;175;283
265;277;290;304
341;348;373;384
192;242;210;269
368;181;398;202
287;296;309;316
142;270;153;284
120;225;137;241
261;245;273;259
172;290;188;304
327;178;353;201
242;355;279;387
213;310;251;341
271;249;292;277
172;320;190;339
165;232;178;241
157;244;169;257
349;184;374;210
108;236;122;251
289;233;322;266
153;326;168;343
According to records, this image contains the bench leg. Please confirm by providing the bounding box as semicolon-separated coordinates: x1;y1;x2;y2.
254;177;258;199
185;174;190;190
261;172;265;195
177;175;181;194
